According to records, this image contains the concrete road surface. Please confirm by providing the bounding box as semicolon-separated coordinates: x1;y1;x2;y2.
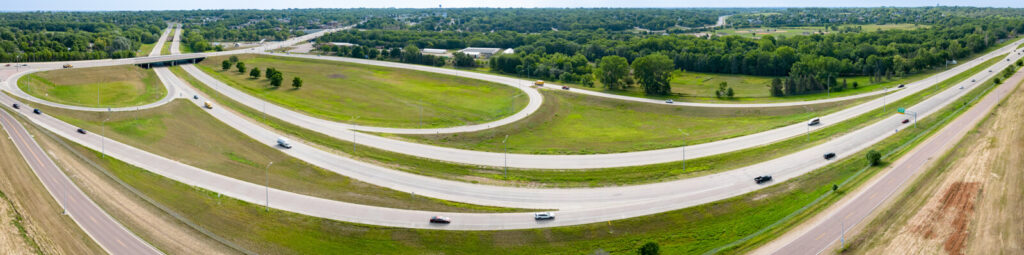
0;110;161;255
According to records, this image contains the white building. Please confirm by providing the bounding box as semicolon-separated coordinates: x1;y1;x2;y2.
422;48;448;54
502;48;515;54
459;47;502;58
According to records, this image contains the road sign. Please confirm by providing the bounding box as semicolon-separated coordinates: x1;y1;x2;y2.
897;107;905;114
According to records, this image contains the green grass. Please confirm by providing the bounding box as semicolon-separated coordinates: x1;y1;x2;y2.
388;90;866;154
160;29;173;55
50;72;1001;254
172;50;1007;188
137;42;156;56
17;65;166;108
715;23;926;38
196;54;528;128
24;98;525;213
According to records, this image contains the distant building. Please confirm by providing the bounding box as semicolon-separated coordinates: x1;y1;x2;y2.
329;42;358;47
459;47;502;58
422;48;448;54
502;48;515;54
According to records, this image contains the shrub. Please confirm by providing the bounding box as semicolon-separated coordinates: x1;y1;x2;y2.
866;150;882;166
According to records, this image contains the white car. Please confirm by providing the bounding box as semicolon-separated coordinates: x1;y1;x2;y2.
534;212;555;220
665;99;674;104
277;137;292;149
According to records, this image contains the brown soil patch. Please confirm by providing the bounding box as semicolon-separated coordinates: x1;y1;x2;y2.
328;73;347;79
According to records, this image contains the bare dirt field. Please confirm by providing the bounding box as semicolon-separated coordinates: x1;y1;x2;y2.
854;73;1024;255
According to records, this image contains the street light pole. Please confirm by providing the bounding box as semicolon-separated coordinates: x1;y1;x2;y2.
502;134;509;178
678;129;687;172
265;161;273;212
350;116;360;152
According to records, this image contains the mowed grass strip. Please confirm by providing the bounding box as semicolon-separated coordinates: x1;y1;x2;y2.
17;65;166;108
53;73;996;254
26;99;526;213
197;54;528;128
172;52;1005;188
389;89;866;154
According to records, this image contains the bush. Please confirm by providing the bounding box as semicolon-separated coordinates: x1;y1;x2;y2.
221;60;230;70
852;81;859;89
229;55;239;63
866;150;882;166
994;78;1002;84
638;242;659;255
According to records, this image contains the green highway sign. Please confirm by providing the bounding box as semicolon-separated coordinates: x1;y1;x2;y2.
897;107;905;114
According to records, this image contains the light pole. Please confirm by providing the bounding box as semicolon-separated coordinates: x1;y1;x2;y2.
502;134;509;178
265;161;273;211
351;116;360;152
101;117;110;158
678;129;688;172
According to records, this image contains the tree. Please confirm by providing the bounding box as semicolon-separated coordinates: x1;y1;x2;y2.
270;73;283;87
726;87;735;98
265;67;277;79
716;82;730;99
638;242;659;255
769;77;784;96
866;150;882;166
453;52;477;67
236;62;246;73
249;67;261;79
994;78;1002;84
292;76;303;89
229;56;239;63
631;53;673;95
596;55;629;90
222;60;231;70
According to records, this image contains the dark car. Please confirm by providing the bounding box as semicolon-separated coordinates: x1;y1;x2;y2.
429;216;451;224
754;175;773;184
77;128;87;134
32;109;41;115
824;152;837;160
897;84;905;88
902;119;910;124
11;103;19;109
193;95;199;100
561;86;570;90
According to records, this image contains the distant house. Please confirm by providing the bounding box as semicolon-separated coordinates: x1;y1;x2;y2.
502;48;515;54
329;42;358;47
459;47;502;58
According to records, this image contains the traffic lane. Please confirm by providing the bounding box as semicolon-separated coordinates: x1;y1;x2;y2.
772;63;1022;255
0;110;161;255
149;25;173;57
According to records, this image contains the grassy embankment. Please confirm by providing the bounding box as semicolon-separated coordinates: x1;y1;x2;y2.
25;99;525;213
197;54;528;128
137;42;156;56
17;65;166;108
175;53;1006;187
50;65;1009;254
388;90;866;154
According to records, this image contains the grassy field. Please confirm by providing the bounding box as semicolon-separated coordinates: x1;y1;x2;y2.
388;89;865;154
26;99;524;213
174;51;1006;187
17;65;166;108
137;42;156;56
196;54;528;128
50;72;1002;254
715;23;926;38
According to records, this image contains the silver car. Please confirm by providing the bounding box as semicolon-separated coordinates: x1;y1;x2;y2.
534;212;555;220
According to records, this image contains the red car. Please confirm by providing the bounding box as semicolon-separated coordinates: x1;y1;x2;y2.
902;119;910;124
561;86;570;90
429;216;451;224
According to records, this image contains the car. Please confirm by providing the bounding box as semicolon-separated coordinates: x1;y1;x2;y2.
4;64;9;67
76;128;87;134
897;84;905;88
193;95;199;100
989;69;993;72
823;152;836;160
561;86;569;90
972;79;976;82
665;99;674;104
534;212;556;220
277;137;293;149
32;109;41;115
808;118;821;126
11;103;19;109
902;119;910;124
429;216;451;224
754;175;773;184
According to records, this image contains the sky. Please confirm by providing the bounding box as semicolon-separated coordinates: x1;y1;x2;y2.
3;0;1023;11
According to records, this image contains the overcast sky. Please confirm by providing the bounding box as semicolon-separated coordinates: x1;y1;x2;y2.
3;0;1023;11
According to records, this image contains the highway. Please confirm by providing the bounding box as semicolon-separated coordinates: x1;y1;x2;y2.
0;26;1023;231
149;24;173;57
169;23;182;55
0;108;162;254
763;56;1024;255
182;40;1024;169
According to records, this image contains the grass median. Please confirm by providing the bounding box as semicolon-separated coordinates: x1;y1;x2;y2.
22;98;526;213
17;65;166;108
196;54;529;128
173;52;1007;187
42;70;1008;254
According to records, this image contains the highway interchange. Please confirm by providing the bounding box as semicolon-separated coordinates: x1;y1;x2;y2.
1;22;1023;253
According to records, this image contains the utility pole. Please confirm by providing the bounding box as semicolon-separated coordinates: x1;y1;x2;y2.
502;134;509;178
678;129;687;172
351;116;360;152
102;116;110;158
265;161;273;212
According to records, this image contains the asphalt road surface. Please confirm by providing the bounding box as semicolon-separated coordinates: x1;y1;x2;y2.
767;57;1024;255
0;110;161;255
149;25;172;57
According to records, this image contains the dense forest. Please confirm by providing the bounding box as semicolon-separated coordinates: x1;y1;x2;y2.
727;7;1024;28
317;7;1024;96
355;8;731;32
0;12;165;62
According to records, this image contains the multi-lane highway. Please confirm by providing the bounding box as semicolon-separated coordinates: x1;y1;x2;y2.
763;55;1024;255
0;102;161;254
